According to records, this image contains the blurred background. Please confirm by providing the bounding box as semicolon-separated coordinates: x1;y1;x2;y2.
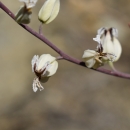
0;0;130;130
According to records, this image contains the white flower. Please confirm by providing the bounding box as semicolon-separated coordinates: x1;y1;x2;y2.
97;27;122;62
31;54;58;92
82;34;116;69
38;0;60;24
15;0;38;24
82;27;120;69
19;0;38;9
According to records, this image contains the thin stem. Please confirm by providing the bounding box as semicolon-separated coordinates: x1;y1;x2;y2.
56;56;64;60
39;22;43;35
0;1;130;79
109;62;116;71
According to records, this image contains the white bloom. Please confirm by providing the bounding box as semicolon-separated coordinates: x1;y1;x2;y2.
38;0;60;24
19;0;38;9
83;27;120;69
97;27;122;61
31;54;58;92
82;48;116;69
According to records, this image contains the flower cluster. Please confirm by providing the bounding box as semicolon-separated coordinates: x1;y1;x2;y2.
15;0;60;91
14;1;123;91
82;27;122;69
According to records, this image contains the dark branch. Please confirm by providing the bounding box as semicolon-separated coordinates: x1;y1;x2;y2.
0;1;130;79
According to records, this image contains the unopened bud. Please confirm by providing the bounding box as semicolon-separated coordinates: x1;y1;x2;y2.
38;0;60;24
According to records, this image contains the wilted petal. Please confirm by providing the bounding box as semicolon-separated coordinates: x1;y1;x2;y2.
32;81;38;92
32;77;44;92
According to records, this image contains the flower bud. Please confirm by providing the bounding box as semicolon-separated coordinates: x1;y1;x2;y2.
31;54;58;92
38;0;60;24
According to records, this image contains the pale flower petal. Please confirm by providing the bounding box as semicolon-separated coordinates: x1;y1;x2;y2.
45;0;60;24
31;55;39;72
82;50;97;58
37;54;56;71
102;31;115;54
111;28;118;37
82;50;99;68
32;54;58;77
84;58;96;68
112;37;122;61
43;60;58;77
101;29;122;62
19;0;38;8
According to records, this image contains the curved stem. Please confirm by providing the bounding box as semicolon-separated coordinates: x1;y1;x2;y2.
0;1;130;79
